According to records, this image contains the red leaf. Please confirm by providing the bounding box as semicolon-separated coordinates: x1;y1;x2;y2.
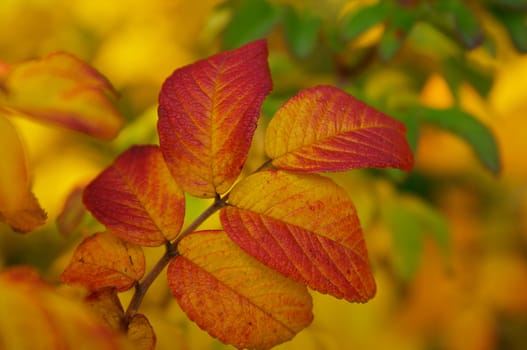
61;232;145;292
168;230;313;350
158;39;272;198
83;145;185;246
265;85;413;172
220;170;376;302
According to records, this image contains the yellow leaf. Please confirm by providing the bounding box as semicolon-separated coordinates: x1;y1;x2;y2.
1;52;123;140
0;114;46;232
0;267;134;350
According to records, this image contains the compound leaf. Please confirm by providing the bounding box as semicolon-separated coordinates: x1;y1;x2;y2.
83;145;185;246
265;85;413;172
61;232;145;292
158;39;272;198
168;230;313;350
221;170;376;302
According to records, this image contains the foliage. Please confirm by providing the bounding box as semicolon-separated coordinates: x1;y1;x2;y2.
220;0;508;176
1;0;527;349
61;39;410;349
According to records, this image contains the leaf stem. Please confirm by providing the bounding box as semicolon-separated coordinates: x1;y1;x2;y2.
124;195;226;322
172;194;227;247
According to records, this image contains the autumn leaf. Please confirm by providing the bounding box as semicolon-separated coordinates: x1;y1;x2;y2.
61;232;145;292
85;288;127;331
221;170;376;302
0;267;133;350
127;314;156;350
56;186;86;236
0;114;46;232
83;145;185;246
265;85;413;172
86;288;156;350
157;39;272;198
0;52;123;140
168;230;313;350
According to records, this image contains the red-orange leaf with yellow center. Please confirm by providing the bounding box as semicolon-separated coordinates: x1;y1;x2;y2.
168;230;313;350
61;232;145;292
265;85;413;172
83;145;185;246
158;39;272;198
0;52;123;140
220;170;376;302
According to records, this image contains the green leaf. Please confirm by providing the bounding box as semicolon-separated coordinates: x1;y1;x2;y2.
393;110;420;155
415;202;450;258
443;56;493;100
493;10;527;52
385;202;423;281
283;7;321;58
418;107;501;175
434;0;484;49
378;6;417;61
339;2;389;41
485;0;527;10
222;0;282;49
407;21;460;59
384;197;450;281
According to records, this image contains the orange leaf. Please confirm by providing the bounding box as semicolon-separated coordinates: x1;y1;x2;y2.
127;314;156;350
265;85;413;172
168;230;313;350
86;289;156;350
0;115;46;232
221;170;376;302
61;232;145;292
86;288;126;332
158;39;272;198
0;52;123;139
83;145;185;246
0;267;133;350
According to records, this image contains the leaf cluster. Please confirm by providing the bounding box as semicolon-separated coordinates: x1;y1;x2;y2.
219;0;514;176
59;40;413;349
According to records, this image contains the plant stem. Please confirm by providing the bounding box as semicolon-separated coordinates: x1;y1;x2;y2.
124;196;226;322
123;161;271;322
171;194;227;247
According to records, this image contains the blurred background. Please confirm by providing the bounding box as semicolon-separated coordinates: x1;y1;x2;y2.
1;0;527;349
